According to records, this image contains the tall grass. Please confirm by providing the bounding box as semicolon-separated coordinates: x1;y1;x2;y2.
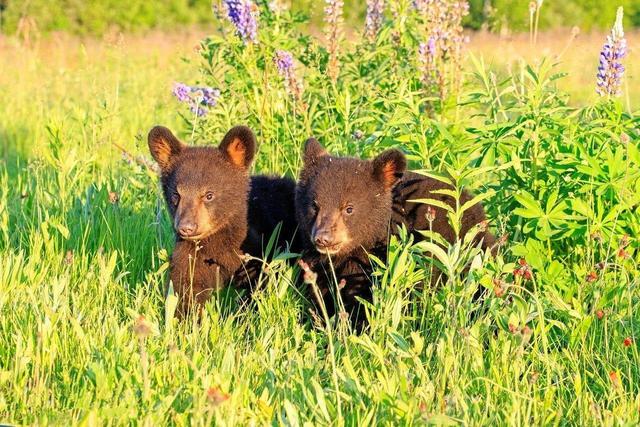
0;14;639;426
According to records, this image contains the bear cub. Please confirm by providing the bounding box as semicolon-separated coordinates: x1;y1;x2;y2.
295;138;494;327
149;125;299;317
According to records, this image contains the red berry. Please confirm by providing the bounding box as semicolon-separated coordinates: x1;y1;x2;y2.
623;337;632;347
596;310;604;320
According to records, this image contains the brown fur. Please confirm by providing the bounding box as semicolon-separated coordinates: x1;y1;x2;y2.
295;139;494;328
149;125;298;317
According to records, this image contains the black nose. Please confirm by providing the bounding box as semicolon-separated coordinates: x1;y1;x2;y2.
314;232;333;248
178;222;197;237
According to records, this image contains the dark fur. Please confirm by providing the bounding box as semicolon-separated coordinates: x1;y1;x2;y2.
149;125;299;317
295;139;494;328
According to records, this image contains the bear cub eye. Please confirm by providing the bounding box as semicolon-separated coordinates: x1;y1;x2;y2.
345;205;354;215
171;192;180;206
204;191;215;202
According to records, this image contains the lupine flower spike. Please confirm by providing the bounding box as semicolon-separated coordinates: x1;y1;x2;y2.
172;83;221;117
365;0;385;43
223;0;259;44
324;0;344;83
596;7;627;97
273;50;306;110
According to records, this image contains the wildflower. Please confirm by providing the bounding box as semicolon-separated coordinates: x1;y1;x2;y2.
172;82;191;103
623;337;632;347
365;0;385;42
324;0;344;82
298;259;318;285
609;370;619;388
513;258;532;281
273;50;305;107
206;387;230;406
133;315;153;339
620;132;630;145
425;205;436;222
617;247;629;259
596;310;604;320
172;82;221;118
596;7;627;97
223;0;259;44
418;37;438;87
108;191;119;204
586;271;598;283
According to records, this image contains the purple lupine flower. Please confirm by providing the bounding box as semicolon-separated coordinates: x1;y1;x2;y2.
223;0;259;44
172;83;221;118
273;50;305;109
365;0;385;42
274;50;294;74
190;104;208;117
200;87;221;107
172;82;191;103
324;0;344;82
596;7;627;97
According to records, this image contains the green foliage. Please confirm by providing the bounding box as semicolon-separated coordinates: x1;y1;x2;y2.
0;0;213;35
3;0;640;36
467;0;640;31
1;2;639;425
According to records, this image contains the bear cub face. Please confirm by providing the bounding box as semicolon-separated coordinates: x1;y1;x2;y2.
148;125;255;241
295;138;406;258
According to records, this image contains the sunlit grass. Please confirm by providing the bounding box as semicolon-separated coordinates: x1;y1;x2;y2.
0;28;638;425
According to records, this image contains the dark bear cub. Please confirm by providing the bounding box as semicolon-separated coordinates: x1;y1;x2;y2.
295;138;494;327
148;125;298;317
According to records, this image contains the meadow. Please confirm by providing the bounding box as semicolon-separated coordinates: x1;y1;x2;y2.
1;3;639;425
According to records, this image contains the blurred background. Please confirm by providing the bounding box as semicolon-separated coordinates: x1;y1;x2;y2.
1;0;639;35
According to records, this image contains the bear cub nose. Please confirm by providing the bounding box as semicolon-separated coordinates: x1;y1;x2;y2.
314;232;335;248
178;222;197;237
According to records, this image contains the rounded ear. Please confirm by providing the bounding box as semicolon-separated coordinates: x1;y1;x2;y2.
219;125;256;169
148;126;185;173
303;137;328;165
372;149;407;189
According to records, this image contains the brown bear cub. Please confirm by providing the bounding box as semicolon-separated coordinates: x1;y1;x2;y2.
148;125;299;317
295;138;494;328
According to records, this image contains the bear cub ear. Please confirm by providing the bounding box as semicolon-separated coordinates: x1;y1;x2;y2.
372;149;407;189
302;137;328;165
219;125;257;169
148;126;186;173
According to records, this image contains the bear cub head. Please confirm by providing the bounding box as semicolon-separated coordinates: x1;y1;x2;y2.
295;138;406;258
148;125;256;241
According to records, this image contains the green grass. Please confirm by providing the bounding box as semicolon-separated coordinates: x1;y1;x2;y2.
1;17;639;426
